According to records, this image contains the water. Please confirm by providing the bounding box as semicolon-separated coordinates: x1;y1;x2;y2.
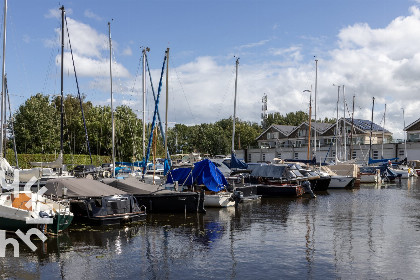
2;178;420;279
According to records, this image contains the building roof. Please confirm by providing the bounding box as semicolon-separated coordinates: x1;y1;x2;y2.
272;124;297;135
311;122;332;133
255;124;297;141
404;117;420;131
288;121;332;136
345;118;391;133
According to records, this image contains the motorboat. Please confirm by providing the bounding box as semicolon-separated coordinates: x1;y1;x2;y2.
0;191;73;233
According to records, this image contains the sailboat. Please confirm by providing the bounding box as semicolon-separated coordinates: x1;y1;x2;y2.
0;2;73;233
203;57;242;207
102;48;203;213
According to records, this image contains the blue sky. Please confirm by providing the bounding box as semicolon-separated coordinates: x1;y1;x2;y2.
2;0;420;139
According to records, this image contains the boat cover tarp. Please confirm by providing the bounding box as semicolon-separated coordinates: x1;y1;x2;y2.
285;157;316;165
210;159;232;177
166;159;228;192
44;178;127;198
102;177;175;195
368;157;398;165
250;164;287;179
246;163;267;172
229;153;248;169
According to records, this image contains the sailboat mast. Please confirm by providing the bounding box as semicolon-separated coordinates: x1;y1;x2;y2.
307;92;312;160
381;104;386;158
402;107;407;158
142;48;147;160
232;57;239;153
165;48;169;158
0;0;7;157
368;97;375;164
350;95;355;160
335;85;340;163
60;6;64;157
343;85;346;161
108;22;115;177
314;59;318;156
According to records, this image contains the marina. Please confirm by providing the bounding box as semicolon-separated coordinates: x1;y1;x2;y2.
1;1;420;279
1;178;420;279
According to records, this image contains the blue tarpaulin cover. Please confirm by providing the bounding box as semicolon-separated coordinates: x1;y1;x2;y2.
368;157;398;165
164;159;171;175
230;152;248;169
166;159;228;192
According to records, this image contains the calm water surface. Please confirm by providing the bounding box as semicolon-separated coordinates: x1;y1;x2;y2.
2;178;420;279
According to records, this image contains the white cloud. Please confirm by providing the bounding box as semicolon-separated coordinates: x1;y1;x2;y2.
22;34;30;44
155;6;420;139
45;7;72;19
84;9;102;21
63;17;108;58
43;5;420;140
58;52;130;78
122;46;133;56
237;39;270;50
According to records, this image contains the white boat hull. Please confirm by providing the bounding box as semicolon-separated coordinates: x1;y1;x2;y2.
328;176;355;189
360;173;380;183
204;193;235;207
390;168;409;178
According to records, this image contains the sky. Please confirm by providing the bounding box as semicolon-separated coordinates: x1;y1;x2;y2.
2;0;420;139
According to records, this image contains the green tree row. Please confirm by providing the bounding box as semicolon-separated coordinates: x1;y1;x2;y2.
11;93;321;162
13;93;141;162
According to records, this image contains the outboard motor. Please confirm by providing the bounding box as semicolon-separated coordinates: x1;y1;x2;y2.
302;181;316;198
198;189;206;214
231;190;243;207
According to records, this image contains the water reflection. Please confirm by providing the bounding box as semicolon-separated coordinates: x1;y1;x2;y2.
2;179;420;278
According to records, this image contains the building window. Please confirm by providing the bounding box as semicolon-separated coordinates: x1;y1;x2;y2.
295;140;302;147
294;152;299;159
372;150;379;160
262;154;266;161
267;133;271;139
332;151;336;157
298;130;306;137
352;151;357;159
273;132;279;139
325;138;334;145
399;149;405;157
248;153;252;162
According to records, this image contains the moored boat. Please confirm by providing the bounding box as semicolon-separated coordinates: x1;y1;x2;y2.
102;177;203;213
246;164;308;197
44;178;146;225
0;191;73;233
204;192;235;207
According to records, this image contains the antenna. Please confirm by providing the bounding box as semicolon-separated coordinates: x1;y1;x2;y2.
261;93;267;127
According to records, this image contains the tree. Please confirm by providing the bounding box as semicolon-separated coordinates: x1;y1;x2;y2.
264;111;309;127
14;93;60;154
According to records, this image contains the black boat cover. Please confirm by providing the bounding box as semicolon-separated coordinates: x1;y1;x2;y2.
44;178;127;198
250;164;288;179
102;178;175;195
